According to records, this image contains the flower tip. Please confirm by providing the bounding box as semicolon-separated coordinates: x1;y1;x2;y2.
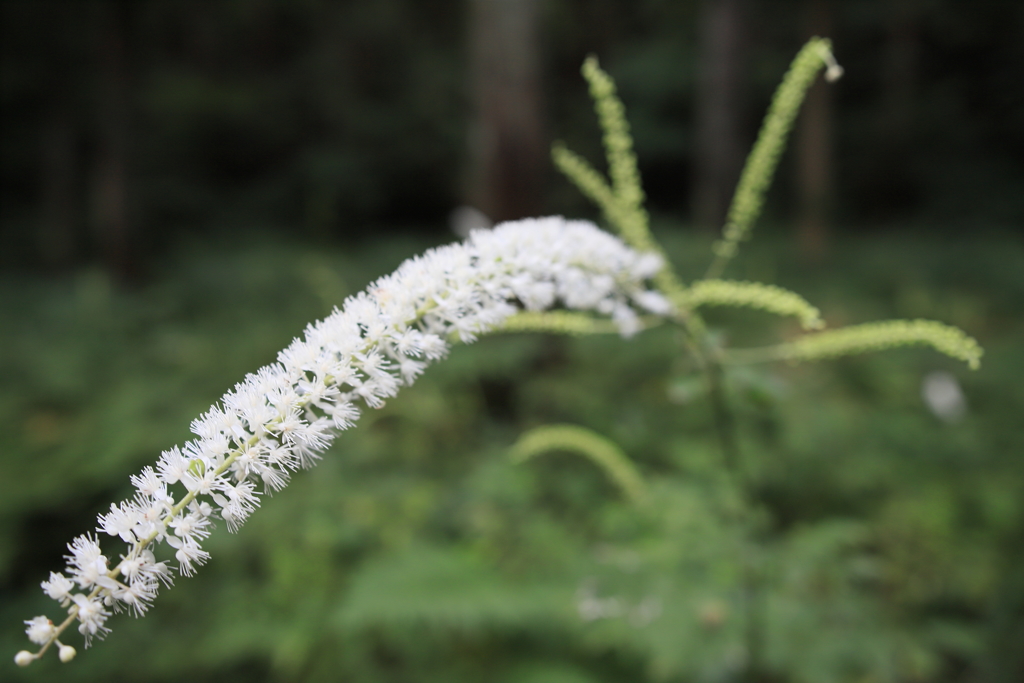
59;644;77;663
825;64;844;82
15;650;35;667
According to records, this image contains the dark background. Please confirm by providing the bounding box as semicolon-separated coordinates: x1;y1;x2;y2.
2;0;1021;277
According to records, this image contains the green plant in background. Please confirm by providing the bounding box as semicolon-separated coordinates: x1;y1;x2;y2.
9;37;1000;682
705;39;844;279
539;37;980;482
522;36;982;681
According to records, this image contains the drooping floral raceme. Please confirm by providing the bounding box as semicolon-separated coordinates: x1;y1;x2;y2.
16;216;672;666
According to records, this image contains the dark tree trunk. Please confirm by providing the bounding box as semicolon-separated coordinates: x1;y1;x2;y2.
39;99;78;268
882;2;920;138
796;0;835;261
692;0;748;231
466;0;545;223
92;0;137;282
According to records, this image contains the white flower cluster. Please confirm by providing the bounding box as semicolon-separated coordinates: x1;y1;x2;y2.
17;216;671;665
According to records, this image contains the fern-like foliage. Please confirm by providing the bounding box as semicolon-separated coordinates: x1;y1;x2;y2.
336;545;569;632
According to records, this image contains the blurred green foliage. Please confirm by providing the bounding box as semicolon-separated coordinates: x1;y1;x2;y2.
2;227;1021;682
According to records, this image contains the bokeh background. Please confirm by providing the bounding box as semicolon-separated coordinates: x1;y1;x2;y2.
1;1;1022;682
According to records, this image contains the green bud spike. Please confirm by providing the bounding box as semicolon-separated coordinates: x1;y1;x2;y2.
510;424;648;504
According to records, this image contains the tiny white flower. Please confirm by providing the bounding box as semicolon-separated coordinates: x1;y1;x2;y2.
633;290;673;316
921;370;967;423
130;467;167;500
155;446;190;485
113;578;157;617
180;464;219;496
631;252;663;280
71;594;110;645
41;572;74;603
164;535;209;577
24;617;54;646
98;501;141;543
138;549;174;588
168;509;210;541
66;535;110;589
212;480;259;532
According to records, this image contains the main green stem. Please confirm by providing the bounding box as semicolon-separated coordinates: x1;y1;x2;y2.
707;356;763;681
684;319;761;682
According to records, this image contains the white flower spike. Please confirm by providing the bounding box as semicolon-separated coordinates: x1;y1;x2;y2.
16;216;671;664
